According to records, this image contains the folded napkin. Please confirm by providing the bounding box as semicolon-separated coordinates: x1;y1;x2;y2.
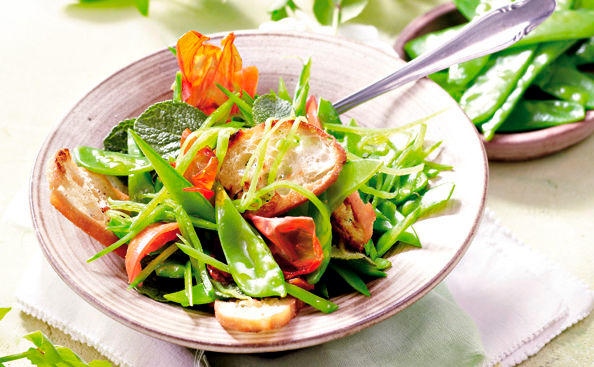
8;185;592;366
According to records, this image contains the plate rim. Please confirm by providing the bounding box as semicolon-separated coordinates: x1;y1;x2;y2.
29;30;488;353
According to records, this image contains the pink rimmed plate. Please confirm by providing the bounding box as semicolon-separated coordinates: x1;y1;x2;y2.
30;31;487;352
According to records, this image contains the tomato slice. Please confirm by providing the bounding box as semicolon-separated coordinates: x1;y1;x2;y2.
125;222;180;283
250;216;323;279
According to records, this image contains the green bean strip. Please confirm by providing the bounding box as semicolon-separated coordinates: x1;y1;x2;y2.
285;283;338;313
203;99;234;128
174;206;214;298
329;263;371;296
173;71;182;102
128;244;178;288
127;132;155;202
88;203;168;262
175;241;230;273
163;284;214;307
216;84;254;124
184;260;194;306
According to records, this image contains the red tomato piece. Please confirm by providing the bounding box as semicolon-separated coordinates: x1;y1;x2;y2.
125;222;180;284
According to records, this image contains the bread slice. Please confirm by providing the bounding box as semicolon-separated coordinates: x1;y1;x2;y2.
218;120;346;217
331;191;376;251
47;148;129;251
214;297;297;332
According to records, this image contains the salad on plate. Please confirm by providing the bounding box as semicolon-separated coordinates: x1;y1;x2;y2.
47;31;454;332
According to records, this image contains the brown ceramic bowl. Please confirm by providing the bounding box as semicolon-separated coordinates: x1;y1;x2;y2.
30;31;487;352
394;3;594;161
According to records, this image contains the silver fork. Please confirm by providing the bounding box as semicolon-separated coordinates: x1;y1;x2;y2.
332;0;557;114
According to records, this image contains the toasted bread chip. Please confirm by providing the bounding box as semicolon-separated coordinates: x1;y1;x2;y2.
47;148;129;248
214;297;297;332
218;120;346;217
331;191;376;251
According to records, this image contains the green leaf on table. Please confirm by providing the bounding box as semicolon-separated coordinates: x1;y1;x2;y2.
0;307;10;321
252;93;292;123
134;0;149;16
103;119;135;153
134;101;207;159
313;0;369;26
269;0;299;21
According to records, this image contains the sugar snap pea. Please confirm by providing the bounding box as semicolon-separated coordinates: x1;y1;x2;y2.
481;40;575;140
155;259;186;279
127;132;155;202
73;146;152;176
459;47;535;124
498;100;585;132
535;58;594;108
215;184;286;298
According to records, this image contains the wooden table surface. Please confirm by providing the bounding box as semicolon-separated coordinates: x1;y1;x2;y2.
0;1;592;366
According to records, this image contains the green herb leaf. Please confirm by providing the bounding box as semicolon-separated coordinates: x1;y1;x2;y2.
103;119;135;153
0;307;10;321
252;93;293;123
134;101;206;159
313;0;368;26
269;0;298;20
134;0;149;16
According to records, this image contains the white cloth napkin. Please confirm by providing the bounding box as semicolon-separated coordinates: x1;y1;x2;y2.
8;183;592;367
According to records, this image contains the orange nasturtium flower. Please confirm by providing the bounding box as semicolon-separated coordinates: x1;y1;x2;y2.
176;31;259;114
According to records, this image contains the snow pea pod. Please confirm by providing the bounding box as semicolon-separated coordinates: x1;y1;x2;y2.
215;184;286;298
155;259;186;279
574;37;594;64
377;183;454;256
130;130;215;222
163;284;215;307
498;100;585;132
514;10;594;47
448;56;490;89
460;46;535;124
325;159;383;212
73;146;152;176
127;132;155;202
285;283;338;313
481;40;575;140
535;59;594;108
330;262;370;296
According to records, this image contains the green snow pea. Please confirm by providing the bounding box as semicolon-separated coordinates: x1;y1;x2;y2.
215;184;286;298
317;98;341;125
377;201;421;247
163;284;215;307
341;259;387;278
73;146;152;176
404;25;464;60
376;183;454;256
498;100;585;132
574;37;594;64
325;159;383;212
329;262;370;296
129;130;215;222
535;58;594;108
481;40;575;140
460;46;536;124
285;283;338;313
448;55;490;89
155;259;186;279
514;10;594;47
127;132;155;202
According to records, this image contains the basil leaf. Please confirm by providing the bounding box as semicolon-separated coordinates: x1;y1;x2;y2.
103;119;135;153
252;93;292;123
134;101;207;159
